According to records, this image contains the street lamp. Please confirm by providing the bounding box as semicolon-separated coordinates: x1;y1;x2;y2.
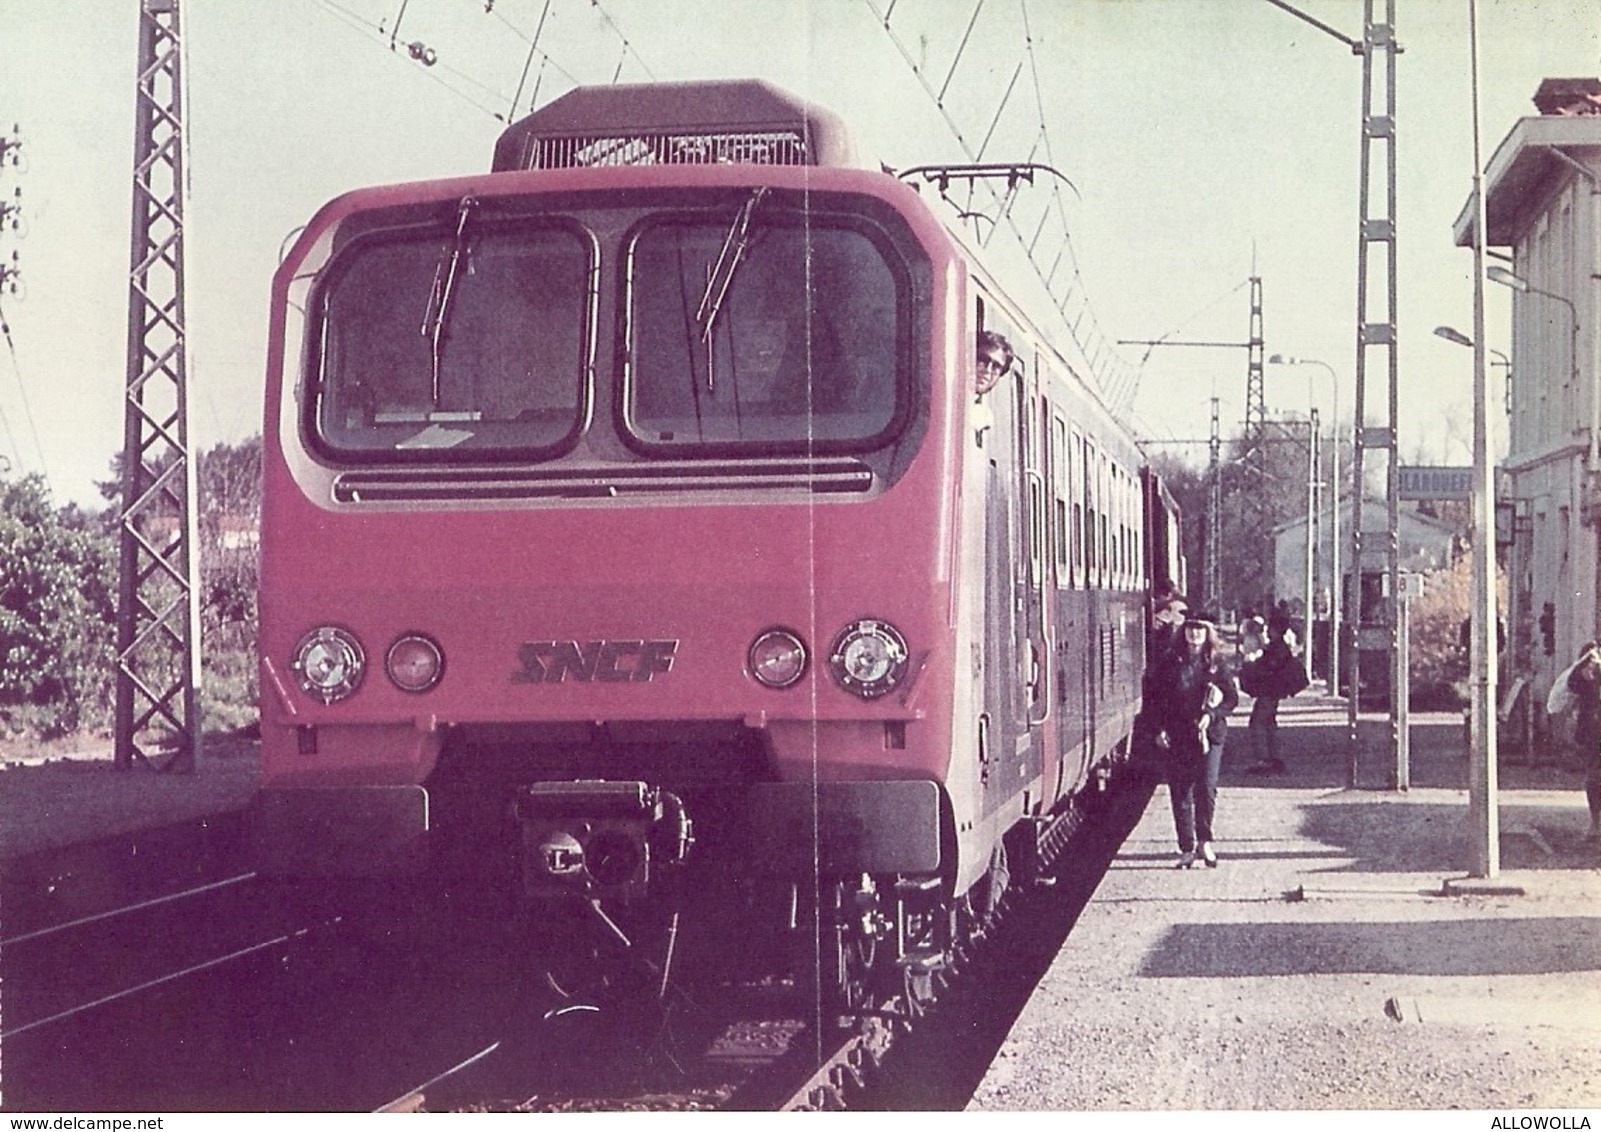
1433;297;1500;882
1487;265;1585;461
1465;0;1500;879
1437;327;1512;415
1268;354;1342;695
1491;348;1512;416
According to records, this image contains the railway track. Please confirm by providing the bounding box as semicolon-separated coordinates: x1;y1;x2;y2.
0;770;1150;1112
0;870;533;1111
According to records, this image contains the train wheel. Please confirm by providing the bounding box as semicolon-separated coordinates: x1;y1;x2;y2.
826;918;876;1015
801;878;889;1021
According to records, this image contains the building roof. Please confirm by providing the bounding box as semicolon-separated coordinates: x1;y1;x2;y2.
1271;497;1459;539
1452;113;1601;247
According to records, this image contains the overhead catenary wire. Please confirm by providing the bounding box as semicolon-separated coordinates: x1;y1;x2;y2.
309;0;509;118
308;0;651;121
305;0;1136;419
866;0;1136;410
0;293;49;487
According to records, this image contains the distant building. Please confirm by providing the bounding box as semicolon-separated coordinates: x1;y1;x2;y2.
1272;499;1458;619
218;515;259;551
1453;78;1601;721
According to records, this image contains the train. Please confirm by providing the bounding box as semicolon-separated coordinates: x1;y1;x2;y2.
251;79;1185;1009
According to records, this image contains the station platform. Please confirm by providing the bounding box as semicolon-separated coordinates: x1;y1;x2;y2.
969;690;1601;1111
0;734;259;861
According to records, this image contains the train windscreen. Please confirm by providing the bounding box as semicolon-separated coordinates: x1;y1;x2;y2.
625;207;904;452
310;223;589;458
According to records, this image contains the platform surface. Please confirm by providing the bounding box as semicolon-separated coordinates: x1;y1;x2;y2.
970;691;1601;1111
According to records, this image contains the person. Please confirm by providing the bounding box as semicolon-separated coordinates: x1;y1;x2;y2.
1146;581;1189;657
975;329;1013;398
1238;613;1265;662
1153;612;1238;868
1565;642;1601;842
1244;611;1297;775
1132;586;1189;776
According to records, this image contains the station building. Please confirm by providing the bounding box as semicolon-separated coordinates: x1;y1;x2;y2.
1453;77;1601;734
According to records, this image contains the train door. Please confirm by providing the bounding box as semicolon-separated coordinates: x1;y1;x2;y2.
979;326;1027;816
1018;362;1050;795
1081;434;1102;767
1050;409;1089;803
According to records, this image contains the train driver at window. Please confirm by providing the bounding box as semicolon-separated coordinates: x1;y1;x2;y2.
975;329;1013;399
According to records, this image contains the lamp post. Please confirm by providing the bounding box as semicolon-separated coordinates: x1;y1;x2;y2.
1306;409;1320;682
1269;354;1343;694
1465;0;1499;878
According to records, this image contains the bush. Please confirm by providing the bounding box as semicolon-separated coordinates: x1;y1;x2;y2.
1406;553;1488;710
196;440;260;733
0;438;264;745
0;476;118;737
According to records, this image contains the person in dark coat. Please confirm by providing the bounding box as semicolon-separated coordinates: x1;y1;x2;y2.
1566;641;1601;841
1245;611;1297;775
1154;612;1239;868
1133;588;1189;775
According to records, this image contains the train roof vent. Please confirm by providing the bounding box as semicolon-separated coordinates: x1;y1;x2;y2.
491;79;862;172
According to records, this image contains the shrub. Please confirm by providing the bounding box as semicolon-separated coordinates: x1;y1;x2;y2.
0;475;118;737
1406;553;1492;710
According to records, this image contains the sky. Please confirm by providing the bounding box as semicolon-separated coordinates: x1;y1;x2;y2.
4;0;1600;509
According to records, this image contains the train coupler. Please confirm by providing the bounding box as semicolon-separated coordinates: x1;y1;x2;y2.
514;780;692;901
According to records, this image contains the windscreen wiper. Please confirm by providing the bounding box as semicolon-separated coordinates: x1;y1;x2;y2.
420;195;478;408
694;187;768;391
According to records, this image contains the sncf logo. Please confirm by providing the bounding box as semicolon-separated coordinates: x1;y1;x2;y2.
513;640;679;684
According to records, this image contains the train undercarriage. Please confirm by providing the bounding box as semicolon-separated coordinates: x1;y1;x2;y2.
255;721;1119;1026
422;740;1102;1024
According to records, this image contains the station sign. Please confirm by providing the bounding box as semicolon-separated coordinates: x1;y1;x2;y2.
1397;465;1472;501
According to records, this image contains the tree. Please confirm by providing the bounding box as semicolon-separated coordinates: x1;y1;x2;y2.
195;439;261;733
0;475;118;737
1147;417;1323;618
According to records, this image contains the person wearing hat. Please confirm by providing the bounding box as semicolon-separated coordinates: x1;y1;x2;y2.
1243;610;1297;775
1153;610;1238;868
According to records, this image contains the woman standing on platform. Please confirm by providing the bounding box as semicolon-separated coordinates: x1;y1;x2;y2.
1155;612;1239;868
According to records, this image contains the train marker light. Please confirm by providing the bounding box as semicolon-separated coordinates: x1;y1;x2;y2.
748;628;808;689
290;626;365;704
828;619;909;699
386;633;444;693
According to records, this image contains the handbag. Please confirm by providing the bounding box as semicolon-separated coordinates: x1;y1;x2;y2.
1276;656;1310;697
1547;658;1582;716
1238;658;1264;697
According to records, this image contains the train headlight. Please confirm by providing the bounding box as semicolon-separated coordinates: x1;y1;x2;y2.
385;633;444;693
748;628;807;689
290;626;365;704
827;619;908;699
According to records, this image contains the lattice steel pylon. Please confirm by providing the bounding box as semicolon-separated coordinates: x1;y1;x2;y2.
115;0;200;773
1346;0;1403;789
1206;396;1222;610
1240;276;1267;610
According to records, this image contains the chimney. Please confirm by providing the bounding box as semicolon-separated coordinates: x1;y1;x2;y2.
1532;77;1601;116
